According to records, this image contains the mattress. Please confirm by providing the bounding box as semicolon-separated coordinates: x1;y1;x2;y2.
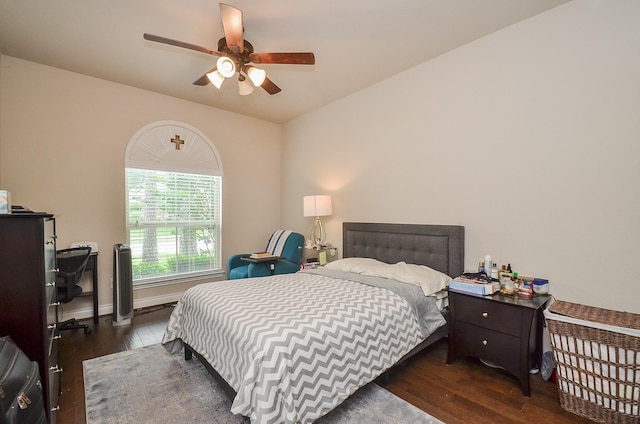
162;268;446;423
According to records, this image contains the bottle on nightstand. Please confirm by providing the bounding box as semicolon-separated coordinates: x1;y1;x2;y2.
491;263;498;279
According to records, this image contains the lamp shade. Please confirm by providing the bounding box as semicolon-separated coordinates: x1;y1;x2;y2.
246;66;266;87
238;76;254;96
216;56;236;78
303;195;333;217
207;70;225;89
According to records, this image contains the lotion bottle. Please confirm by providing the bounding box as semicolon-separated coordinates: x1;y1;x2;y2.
491;263;498;280
484;254;492;276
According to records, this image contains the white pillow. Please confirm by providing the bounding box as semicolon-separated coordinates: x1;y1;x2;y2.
324;257;387;274
324;258;451;296
383;262;451;296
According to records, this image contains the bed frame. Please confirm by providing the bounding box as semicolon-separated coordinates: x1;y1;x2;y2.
185;222;465;398
342;222;464;277
343;222;465;364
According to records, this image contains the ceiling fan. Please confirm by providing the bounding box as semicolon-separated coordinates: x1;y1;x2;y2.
143;3;315;96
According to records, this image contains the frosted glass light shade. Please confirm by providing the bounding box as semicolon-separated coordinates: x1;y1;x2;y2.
207;70;225;89
238;77;254;95
216;56;236;78
247;66;266;87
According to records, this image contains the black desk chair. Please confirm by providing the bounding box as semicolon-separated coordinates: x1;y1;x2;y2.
56;247;92;334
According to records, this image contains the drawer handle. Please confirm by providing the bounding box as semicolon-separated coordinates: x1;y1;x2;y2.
482;340;488;346
482;312;488;318
46;282;55;287
49;365;63;373
51;406;60;413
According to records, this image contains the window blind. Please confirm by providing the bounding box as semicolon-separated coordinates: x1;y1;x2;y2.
125;168;222;285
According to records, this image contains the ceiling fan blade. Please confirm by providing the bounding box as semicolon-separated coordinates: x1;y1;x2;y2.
219;3;244;53
249;52;315;65
144;33;221;56
261;77;281;95
193;67;217;86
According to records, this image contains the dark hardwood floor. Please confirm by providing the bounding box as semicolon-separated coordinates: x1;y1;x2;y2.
57;305;593;424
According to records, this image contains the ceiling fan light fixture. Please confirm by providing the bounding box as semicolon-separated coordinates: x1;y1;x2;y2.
238;75;254;96
216;56;236;78
144;3;314;96
246;66;266;87
207;70;225;89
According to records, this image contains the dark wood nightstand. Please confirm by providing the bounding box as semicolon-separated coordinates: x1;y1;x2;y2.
446;290;552;396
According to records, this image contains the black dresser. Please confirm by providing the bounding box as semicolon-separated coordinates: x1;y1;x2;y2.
447;289;552;396
0;213;60;423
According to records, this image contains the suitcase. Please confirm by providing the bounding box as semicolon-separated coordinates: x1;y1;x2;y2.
0;336;47;424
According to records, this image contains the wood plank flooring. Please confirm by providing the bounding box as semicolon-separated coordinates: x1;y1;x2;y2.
57;305;593;424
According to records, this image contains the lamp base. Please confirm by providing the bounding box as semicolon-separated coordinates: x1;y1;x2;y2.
312;217;326;247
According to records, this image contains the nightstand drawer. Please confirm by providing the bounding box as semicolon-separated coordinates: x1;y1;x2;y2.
456;321;520;376
455;294;521;336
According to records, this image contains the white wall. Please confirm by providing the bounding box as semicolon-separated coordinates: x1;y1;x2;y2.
2;1;638;315
281;1;640;313
0;56;282;317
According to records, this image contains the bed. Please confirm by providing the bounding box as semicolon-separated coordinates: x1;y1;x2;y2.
162;222;464;424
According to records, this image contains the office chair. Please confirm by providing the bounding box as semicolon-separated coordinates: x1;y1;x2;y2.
56;247;92;334
227;230;305;279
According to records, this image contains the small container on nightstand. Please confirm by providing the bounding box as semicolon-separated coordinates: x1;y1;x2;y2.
533;278;549;294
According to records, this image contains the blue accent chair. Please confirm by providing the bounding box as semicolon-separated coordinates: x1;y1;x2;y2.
227;230;305;279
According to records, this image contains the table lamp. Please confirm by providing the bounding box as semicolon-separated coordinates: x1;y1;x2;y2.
303;195;333;246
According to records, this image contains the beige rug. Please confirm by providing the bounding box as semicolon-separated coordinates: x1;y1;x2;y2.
83;343;443;423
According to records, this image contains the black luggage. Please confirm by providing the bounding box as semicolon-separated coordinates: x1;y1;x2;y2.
0;336;47;424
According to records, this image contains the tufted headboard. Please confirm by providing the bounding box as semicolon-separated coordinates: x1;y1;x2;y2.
342;222;465;278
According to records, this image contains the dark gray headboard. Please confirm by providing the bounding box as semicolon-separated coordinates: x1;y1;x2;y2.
342;222;465;278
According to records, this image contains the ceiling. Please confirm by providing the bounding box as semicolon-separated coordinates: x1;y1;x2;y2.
0;0;570;124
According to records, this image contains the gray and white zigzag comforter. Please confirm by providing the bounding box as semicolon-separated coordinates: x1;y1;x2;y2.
162;268;445;424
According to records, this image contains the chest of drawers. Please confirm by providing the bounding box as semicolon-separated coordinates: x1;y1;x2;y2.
447;290;551;396
0;214;59;423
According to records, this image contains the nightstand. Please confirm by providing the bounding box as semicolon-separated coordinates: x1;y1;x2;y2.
446;290;552;396
304;246;338;266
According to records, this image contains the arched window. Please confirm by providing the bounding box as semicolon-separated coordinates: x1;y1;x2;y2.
125;121;223;287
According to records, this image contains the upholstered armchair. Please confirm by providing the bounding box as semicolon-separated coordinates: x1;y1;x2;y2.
227;230;305;279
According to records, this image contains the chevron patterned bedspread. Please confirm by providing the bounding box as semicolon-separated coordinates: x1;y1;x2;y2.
162;269;442;424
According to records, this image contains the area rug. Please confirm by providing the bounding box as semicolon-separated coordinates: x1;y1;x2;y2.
83;343;442;423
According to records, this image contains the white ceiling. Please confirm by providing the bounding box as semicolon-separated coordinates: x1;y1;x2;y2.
0;0;570;124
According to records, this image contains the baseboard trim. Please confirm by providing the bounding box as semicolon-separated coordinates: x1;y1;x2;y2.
60;291;186;322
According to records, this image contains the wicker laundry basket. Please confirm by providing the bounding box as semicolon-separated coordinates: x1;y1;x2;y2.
544;301;640;423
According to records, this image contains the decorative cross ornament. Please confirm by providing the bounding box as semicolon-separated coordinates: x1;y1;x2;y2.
171;135;184;150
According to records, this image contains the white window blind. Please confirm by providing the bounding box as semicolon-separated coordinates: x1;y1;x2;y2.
126;168;222;286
